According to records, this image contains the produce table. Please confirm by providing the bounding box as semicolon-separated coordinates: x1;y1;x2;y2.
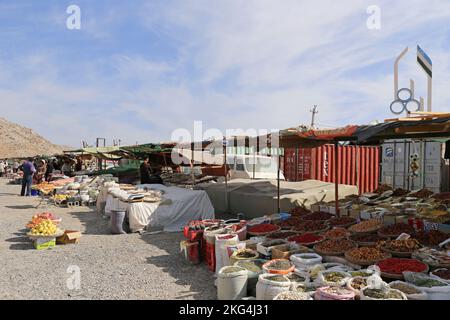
105;184;214;232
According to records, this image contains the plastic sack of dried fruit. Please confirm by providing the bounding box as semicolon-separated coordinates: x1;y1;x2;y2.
314;270;351;287
360;274;407;300
388;281;428;300
403;271;450;300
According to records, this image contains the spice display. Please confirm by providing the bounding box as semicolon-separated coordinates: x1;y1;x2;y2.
324;271;347;283
234;249;258;259
277;217;303;229
288;233;323;244
263;259;294;275
375;184;393;194
235;260;265;273
408;277;447;288
412;248;450;267
290;206;311;216
302;212;333;221
292;220;328;233
378;223;415;237
345;247;387;261
350;233;383;243
221;266;244;274
348;219;382;233
265;275;290;282
392;188;410;197
323;228;350;239
260;239;286;248
295;284;316;292
266;231;299;239
314;239;356;254
315;286;355;300
247;223;280;234
431;268;450;280
350;271;373;277
376;239;420;253
389;282;421;294
286;273;306;283
328;216;356;227
410;188;434;199
376;258;428;274
274;291;311;300
349;277;368;290
362;288;404;299
414;230;449;246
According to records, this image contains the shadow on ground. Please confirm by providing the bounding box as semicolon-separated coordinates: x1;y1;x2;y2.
143;231;216;300
69;209;111;235
5;205;36;210
5;231;34;250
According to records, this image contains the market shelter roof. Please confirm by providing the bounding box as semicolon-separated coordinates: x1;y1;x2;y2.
63;146;122;160
110;143;176;159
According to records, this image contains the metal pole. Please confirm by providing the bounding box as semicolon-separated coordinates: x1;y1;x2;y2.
224;137;228;214
334;141;340;217
252;149;256;179
277;154;281;213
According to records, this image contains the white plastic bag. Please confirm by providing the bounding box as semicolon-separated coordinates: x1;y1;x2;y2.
403;271;450;300
389;281;428;300
290;253;322;269
217;266;248;300
215;234;239;274
360;274;407;300
256;274;291;300
314;270;351;287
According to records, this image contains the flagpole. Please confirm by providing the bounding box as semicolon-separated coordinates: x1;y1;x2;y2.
427;77;432;112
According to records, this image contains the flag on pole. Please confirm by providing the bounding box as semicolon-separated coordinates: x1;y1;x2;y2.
417;45;432;78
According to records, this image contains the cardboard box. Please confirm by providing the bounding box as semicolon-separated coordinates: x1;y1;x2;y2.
271;243;309;260
33;237;56;250
56;230;82;244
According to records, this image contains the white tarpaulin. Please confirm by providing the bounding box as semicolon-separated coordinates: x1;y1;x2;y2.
196;179;359;218
104;184;214;232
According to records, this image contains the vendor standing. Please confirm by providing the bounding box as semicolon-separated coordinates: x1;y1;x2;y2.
140;157;152;184
19;158;36;196
13;161;20;173
45;160;54;181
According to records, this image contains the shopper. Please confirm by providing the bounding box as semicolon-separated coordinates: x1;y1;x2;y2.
0;161;5;177
13;160;20;173
19;158;36;196
139;157;152;184
45;160;54;181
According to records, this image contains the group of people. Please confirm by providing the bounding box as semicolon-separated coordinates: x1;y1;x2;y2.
0;157;83;196
139;157;163;184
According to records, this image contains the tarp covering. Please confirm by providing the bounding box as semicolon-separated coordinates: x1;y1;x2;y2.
104;184;214;232
196;179;358;218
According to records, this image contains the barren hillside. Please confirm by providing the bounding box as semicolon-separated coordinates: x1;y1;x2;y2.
0;117;66;158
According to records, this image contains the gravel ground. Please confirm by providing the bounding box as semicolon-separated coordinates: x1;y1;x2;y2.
0;178;217;300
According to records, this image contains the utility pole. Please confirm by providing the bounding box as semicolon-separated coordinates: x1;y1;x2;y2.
310;105;318;129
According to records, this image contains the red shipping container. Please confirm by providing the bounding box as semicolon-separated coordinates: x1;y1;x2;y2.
284;145;380;194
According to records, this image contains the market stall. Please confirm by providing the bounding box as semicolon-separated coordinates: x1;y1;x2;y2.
102;182;214;232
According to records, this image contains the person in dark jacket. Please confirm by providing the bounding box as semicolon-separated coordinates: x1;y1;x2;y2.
45;160;54;181
140;158;152;184
19;158;36;196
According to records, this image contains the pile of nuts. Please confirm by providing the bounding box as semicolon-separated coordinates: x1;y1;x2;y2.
293;220;328;233
378;223;415;237
414;230;449;246
314;239;355;254
345;247;386;261
322;228;350;239
302;212;333;221
376;239;420;252
348;219;382;233
328;216;356;227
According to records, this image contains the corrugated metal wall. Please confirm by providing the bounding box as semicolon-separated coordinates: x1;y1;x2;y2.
284;145;380;194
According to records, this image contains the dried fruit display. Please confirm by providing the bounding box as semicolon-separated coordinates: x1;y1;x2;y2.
345;247;387;261
348;219;382;233
322;228;350;239
314;239;356;255
378;223;415;237
410;188;434;199
376;239;420;253
302;212;333;221
414;230;449;246
328;216;356;227
292;220;328;233
376;258;428;274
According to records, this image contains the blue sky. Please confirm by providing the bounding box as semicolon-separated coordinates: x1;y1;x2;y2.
1;0;450;147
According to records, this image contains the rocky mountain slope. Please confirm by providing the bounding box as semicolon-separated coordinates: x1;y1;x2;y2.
0;117;66;158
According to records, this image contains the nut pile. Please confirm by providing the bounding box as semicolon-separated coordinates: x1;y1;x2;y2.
410;188;434;199
314;239;355;254
345;247;386;261
348;219;382;233
350;233;383;243
328;216;356;227
322;228;350;239
349;277;368;290
378;223;414;237
376;239;420;252
414;230;449;246
302;212;333;221
266;231;299;239
293;220;328;232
